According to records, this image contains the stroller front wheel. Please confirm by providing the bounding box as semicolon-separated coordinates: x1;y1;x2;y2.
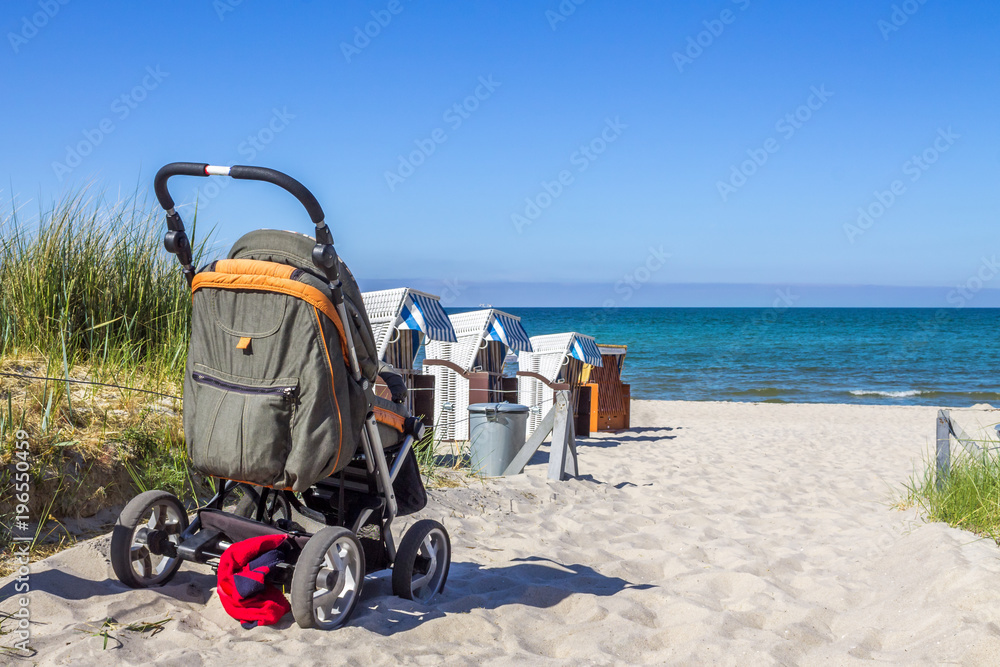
392;520;451;602
290;526;366;629
110;490;188;588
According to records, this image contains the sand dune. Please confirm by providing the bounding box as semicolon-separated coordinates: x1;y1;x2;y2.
4;400;1000;665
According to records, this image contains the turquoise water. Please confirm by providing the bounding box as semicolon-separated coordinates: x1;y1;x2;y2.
453;308;1000;407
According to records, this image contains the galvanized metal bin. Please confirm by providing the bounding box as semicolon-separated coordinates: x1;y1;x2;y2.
467;403;529;476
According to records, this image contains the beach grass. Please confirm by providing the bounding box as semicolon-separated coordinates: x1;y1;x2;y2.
411;426;439;480
907;443;1000;543
0;188;209;386
0;190;212;570
411;426;467;488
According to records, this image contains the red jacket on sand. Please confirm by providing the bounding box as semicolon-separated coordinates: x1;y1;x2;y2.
217;533;292;628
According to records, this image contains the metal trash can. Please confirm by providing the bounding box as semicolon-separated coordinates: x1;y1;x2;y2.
467;403;530;476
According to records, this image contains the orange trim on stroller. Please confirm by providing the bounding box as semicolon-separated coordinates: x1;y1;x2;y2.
237;479;294;492
191;272;350;361
212;258;297;280
374;406;406;432
314;307;345;475
216;475;294;492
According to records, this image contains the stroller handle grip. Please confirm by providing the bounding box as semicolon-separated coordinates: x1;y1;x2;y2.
155;162;338;292
154;162;363;383
153;162;326;226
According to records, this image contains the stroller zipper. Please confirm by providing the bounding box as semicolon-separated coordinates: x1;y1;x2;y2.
192;371;298;400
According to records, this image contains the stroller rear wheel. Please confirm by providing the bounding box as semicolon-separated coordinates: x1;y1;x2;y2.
232;485;292;526
290;526;365;629
392;520;451;602
110;490;188;588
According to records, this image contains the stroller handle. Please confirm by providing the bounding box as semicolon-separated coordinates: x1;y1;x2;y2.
154;162;340;289
153;162;326;226
154;161;364;382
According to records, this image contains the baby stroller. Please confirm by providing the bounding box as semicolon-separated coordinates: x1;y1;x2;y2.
109;163;451;629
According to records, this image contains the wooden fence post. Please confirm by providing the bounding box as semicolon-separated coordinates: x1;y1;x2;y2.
502;389;578;480
564;406;579;477
936;409;950;491
547;391;571;481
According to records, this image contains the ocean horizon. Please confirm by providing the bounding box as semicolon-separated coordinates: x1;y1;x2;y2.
439;307;1000;408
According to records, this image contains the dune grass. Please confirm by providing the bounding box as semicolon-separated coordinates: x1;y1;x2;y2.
411;426;439;480
0;189;206;386
410;426;469;488
907;440;1000;543
0;190;212;569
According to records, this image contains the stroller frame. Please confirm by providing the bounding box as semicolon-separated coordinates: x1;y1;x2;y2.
176;410;411;573
109;163;451;629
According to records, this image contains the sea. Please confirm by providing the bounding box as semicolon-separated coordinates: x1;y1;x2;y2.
441;308;1000;407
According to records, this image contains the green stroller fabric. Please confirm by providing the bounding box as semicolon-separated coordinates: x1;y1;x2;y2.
183;230;382;491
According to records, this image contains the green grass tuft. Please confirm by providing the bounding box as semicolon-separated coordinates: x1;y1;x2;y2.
906;444;1000;543
0;188;210;387
116;419;206;504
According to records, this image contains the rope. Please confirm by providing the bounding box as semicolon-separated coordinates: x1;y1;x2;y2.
1;373;549;422
0;371;181;400
429;397;549;436
944;413;1000;455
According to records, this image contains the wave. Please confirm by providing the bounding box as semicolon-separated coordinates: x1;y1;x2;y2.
848;389;1000;400
728;387;786;397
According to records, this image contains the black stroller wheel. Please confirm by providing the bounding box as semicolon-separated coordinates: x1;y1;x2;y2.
110;490;188;588
232;485;292;526
290;526;365;629
392;520;451;602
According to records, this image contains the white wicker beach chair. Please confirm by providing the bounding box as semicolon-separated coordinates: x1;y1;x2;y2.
361;288;457;412
424;309;532;441
517;332;602;437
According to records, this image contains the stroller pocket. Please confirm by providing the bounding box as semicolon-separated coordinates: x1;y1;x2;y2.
191;365;299;485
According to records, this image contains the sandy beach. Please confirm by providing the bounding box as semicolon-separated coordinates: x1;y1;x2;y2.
4;399;1000;665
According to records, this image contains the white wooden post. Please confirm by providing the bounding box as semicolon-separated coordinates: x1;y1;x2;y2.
502;389;578;480
936;409;950;491
547;392;571;480
564;406;579;477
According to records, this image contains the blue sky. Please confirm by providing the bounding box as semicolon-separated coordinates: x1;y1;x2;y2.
2;0;998;306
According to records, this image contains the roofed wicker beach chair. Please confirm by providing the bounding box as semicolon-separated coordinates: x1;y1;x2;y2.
361;288;456;421
423;309;533;442
581;344;631;431
516;332;602;438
